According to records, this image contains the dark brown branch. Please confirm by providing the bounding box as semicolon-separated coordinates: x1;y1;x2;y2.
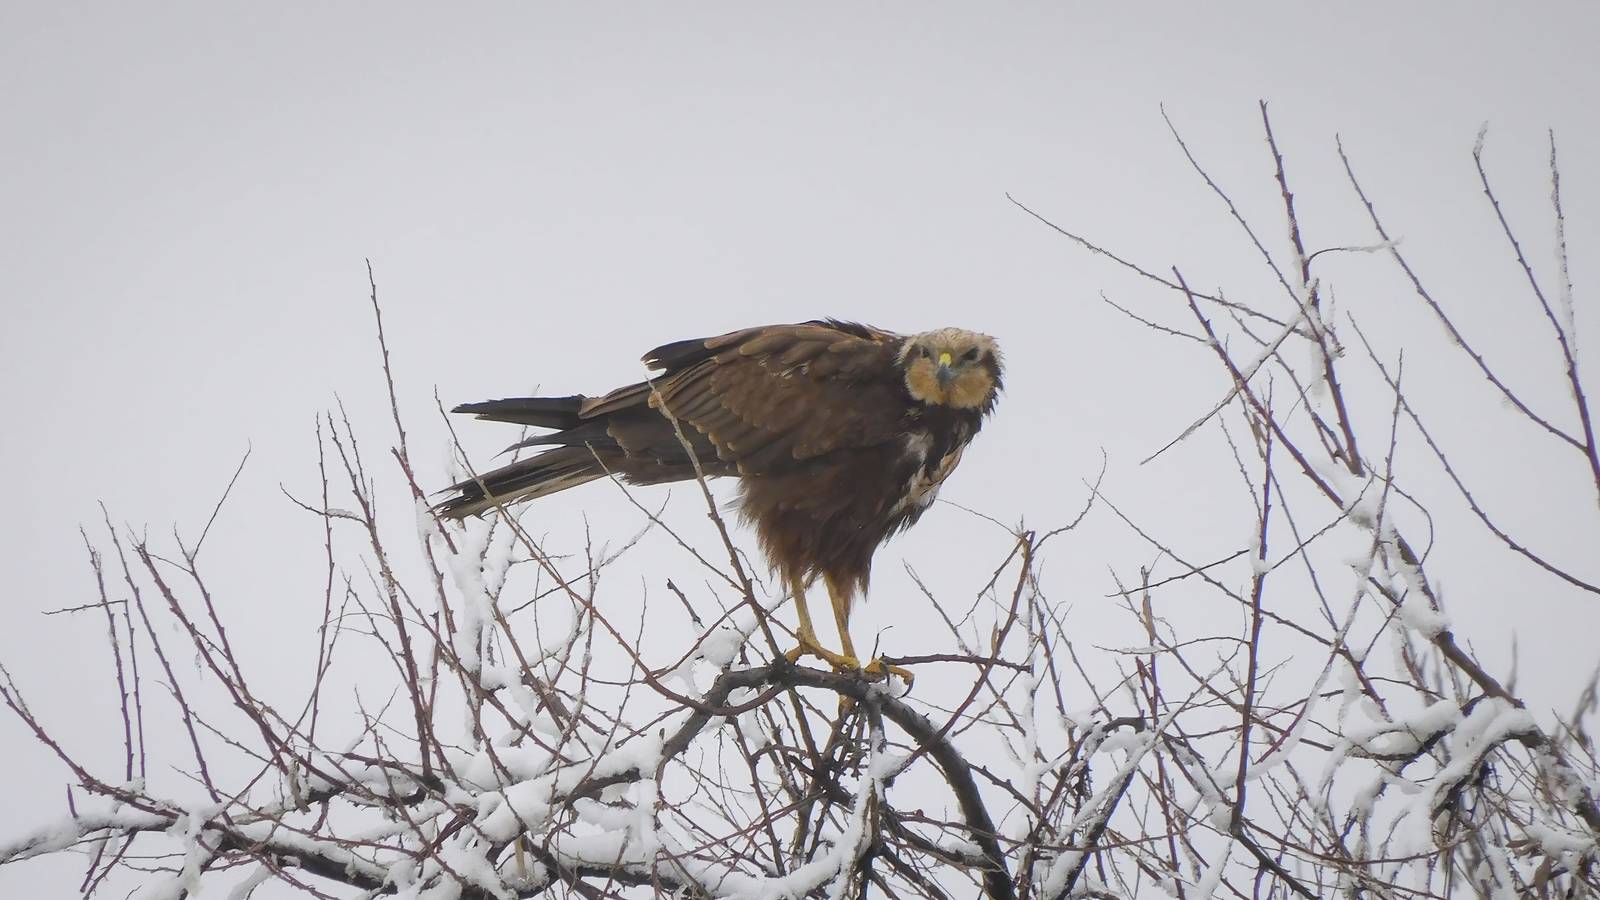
1338;136;1582;450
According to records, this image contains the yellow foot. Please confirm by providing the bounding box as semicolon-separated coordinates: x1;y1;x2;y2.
863;657;915;687
784;634;860;672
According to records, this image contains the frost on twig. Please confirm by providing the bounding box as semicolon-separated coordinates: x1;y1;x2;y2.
4;112;1599;899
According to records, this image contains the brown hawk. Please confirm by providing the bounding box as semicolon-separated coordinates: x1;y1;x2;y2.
437;320;1002;681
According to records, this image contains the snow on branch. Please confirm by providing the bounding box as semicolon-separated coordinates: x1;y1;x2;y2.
4;112;1598;899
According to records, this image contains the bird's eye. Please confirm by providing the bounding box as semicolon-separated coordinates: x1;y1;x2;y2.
961;348;980;362
919;346;934;359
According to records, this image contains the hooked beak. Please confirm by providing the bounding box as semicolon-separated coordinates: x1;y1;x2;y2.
935;351;955;389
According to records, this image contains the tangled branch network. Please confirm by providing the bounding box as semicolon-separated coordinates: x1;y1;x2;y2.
4;106;1598;898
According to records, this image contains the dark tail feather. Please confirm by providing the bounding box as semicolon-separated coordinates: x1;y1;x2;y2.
453;396;586;430
501;419;613;454
435;446;604;519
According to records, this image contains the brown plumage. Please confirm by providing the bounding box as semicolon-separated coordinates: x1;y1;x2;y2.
437;320;1003;679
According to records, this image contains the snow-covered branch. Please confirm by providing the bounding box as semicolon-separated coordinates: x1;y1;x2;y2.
5;111;1597;899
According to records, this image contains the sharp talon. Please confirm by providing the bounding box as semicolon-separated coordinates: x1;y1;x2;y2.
817;650;861;671
786;632;858;671
862;658;914;687
786;629;909;688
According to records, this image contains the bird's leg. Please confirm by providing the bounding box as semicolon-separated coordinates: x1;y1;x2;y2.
827;574;913;686
784;574;859;670
827;573;859;662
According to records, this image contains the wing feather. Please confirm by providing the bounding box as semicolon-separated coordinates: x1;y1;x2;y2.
441;320;928;516
642;322;908;473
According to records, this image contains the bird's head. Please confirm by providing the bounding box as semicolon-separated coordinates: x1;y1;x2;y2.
900;327;1003;410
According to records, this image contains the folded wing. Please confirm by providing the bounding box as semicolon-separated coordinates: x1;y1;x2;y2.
436;321;911;518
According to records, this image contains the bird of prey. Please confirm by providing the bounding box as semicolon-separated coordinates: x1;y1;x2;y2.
437;320;1002;681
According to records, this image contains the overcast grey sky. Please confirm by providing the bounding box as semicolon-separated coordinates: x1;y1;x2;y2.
3;2;1598;894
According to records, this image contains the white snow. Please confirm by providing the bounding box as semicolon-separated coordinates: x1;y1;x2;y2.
699;625;747;669
225;864;274;900
1397;588;1449;638
437;837;515;900
476;779;554;844
1191;838;1233;900
138;804;222;900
